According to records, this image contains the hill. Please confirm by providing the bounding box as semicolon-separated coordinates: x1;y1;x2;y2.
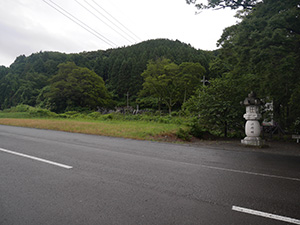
0;39;213;110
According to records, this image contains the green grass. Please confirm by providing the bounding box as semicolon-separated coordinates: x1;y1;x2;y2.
0;112;32;118
0;111;188;141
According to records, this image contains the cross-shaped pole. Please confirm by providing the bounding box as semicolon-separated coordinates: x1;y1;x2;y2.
201;76;208;86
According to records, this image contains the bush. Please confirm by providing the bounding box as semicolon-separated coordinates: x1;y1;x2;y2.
4;104;32;113
15;104;32;112
158;117;171;124
59;111;85;118
103;113;114;120
87;112;102;119
189;120;214;139
176;128;191;141
28;107;57;118
292;118;300;134
1;105;58;118
170;111;179;117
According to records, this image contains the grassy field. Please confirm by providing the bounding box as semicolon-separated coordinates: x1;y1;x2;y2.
0;111;188;141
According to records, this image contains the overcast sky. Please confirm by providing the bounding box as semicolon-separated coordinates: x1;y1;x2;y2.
0;0;238;67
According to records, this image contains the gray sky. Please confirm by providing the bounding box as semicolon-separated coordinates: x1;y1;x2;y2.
0;0;237;67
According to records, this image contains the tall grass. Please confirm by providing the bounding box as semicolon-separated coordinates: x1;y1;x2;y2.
0;118;184;140
0;105;189;141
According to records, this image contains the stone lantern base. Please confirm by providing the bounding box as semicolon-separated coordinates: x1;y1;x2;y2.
241;137;264;146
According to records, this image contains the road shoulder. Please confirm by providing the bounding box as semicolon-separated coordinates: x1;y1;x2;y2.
188;138;300;156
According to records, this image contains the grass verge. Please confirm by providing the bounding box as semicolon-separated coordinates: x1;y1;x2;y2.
0;117;186;141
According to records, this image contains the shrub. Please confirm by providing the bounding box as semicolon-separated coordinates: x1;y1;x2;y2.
87;112;102;119
15;104;32;112
63;111;85;118
158;117;171;124
189;120;214;139
28;107;57;118
170;111;179;117
176;128;191;141
291;118;300;134
103;113;113;120
4;104;32;113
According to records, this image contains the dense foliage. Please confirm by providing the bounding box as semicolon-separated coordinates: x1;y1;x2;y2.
216;0;300;130
184;0;300;135
186;0;259;10
139;58;205;113
0;39;211;110
184;74;251;137
45;62;112;112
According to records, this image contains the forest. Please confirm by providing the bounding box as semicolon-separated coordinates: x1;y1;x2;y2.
0;0;299;137
0;39;212;113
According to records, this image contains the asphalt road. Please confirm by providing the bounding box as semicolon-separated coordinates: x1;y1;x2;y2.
0;125;299;225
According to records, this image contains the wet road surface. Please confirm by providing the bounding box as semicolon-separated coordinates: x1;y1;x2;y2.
1;125;299;224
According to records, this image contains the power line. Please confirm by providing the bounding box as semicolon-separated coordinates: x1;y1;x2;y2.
47;0;117;47
43;0;117;48
84;0;138;43
75;0;134;44
90;0;142;42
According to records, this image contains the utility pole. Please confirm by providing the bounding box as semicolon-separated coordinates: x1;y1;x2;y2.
201;75;208;86
199;75;209;97
126;92;129;108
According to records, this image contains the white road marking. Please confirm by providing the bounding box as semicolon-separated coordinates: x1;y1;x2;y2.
232;206;300;224
0;147;73;169
199;164;300;182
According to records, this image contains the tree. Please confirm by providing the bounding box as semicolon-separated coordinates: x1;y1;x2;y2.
184;76;246;137
11;72;48;106
162;62;181;114
46;62;111;112
0;66;8;80
140;58;181;114
179;62;206;104
140;58;170;112
186;0;259;10
0;73;19;109
186;0;300;132
216;0;300;129
289;82;300;132
140;58;209;113
0;39;212;110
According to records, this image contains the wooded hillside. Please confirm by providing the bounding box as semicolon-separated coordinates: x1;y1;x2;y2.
0;39;212;111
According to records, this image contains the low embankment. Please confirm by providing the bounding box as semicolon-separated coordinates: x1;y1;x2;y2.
0;105;191;142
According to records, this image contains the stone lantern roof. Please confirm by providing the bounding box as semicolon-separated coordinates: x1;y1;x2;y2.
242;91;262;106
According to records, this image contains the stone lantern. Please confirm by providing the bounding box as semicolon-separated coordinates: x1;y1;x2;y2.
241;91;264;146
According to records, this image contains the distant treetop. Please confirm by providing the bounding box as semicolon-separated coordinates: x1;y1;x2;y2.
186;0;260;10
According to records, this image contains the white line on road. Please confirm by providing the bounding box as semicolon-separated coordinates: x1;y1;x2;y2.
0;147;73;169
199;164;300;182
164;158;299;182
232;206;300;224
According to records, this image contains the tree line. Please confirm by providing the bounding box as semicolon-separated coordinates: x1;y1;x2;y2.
0;39;211;112
184;0;300;136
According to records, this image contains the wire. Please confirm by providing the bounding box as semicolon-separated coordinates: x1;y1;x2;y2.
90;0;142;42
85;0;138;43
75;0;134;44
43;0;117;48
48;0;117;47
